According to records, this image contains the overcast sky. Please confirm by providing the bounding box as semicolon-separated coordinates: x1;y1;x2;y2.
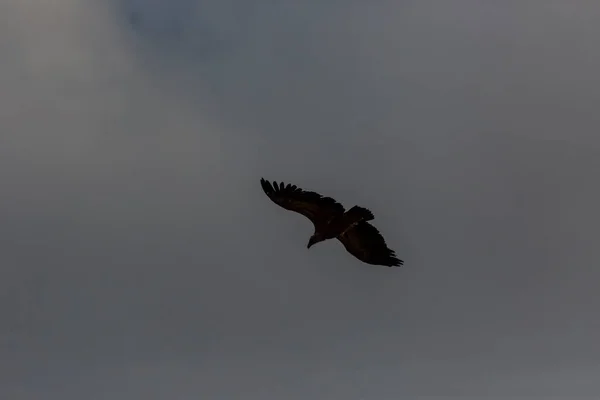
2;1;600;398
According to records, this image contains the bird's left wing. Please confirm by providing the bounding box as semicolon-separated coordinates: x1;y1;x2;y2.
260;178;345;228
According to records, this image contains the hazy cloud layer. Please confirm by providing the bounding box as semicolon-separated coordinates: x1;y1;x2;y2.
2;0;600;398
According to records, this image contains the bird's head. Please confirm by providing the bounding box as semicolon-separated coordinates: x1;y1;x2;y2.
307;234;323;249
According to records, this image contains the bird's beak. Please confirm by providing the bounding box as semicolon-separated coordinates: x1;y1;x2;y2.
307;239;314;249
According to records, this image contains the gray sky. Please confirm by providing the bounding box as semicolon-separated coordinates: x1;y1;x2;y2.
2;0;600;398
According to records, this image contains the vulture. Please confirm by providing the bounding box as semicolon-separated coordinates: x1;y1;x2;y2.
260;178;403;267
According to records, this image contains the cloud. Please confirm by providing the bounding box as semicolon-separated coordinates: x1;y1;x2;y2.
2;0;600;398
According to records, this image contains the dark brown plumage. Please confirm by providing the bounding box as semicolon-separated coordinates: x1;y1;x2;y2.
260;178;403;267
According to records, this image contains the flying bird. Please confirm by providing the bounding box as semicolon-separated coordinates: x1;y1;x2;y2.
260;178;403;267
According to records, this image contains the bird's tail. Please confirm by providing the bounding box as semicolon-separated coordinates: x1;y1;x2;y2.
344;205;374;223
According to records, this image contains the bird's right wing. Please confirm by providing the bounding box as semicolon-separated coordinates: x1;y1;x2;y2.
337;221;403;267
260;178;345;228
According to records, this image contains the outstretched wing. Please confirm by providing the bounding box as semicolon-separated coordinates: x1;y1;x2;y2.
260;178;345;228
337;221;403;267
